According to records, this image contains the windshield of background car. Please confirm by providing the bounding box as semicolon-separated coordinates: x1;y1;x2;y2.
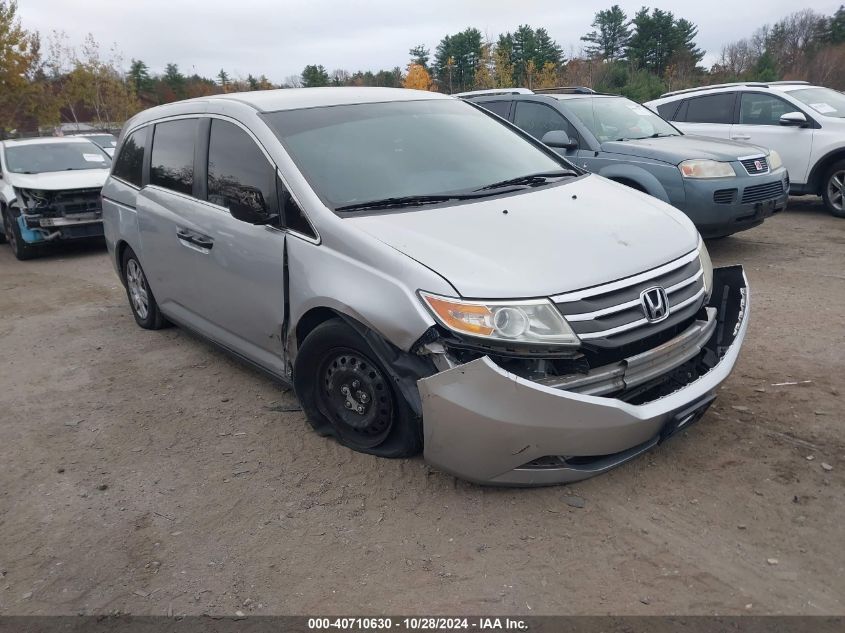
787;87;845;118
563;96;681;142
3;141;111;174
86;134;118;149
262;99;571;209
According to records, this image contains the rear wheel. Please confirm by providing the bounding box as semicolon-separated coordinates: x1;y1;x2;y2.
293;319;422;458
2;206;39;260
822;160;845;218
121;247;167;329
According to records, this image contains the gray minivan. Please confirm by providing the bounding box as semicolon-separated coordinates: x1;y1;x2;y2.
102;87;749;485
462;89;789;238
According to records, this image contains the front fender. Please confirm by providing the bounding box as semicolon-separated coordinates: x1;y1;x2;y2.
596;163;675;204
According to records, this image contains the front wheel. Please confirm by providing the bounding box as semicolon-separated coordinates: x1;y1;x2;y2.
822;160;845;218
2;207;39;260
293;319;422;458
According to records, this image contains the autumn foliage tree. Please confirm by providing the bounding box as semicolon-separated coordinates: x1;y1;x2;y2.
0;1;53;134
403;63;431;91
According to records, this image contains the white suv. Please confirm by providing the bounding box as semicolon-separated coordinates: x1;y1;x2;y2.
646;82;845;217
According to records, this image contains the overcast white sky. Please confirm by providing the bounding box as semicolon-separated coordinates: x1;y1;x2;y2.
18;0;841;81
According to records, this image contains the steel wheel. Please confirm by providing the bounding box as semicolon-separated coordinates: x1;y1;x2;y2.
125;258;150;320
317;348;394;448
827;170;845;213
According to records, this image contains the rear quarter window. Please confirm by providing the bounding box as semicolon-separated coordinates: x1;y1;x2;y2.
112;128;147;187
477;100;511;119
656;102;681;120
680;93;736;124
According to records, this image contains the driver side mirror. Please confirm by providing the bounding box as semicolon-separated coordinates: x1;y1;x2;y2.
541;130;578;150
214;185;276;225
779;111;809;127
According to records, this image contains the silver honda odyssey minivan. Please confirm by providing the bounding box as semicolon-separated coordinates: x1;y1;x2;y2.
102;87;749;486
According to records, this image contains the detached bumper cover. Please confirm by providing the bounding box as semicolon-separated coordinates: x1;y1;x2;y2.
419;266;749;485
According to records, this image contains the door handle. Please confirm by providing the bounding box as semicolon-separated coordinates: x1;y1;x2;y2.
176;228;214;250
731;135;751;140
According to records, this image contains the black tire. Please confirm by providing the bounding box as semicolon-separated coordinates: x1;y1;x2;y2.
2;206;39;260
293;319;422;458
121;247;167;329
821;159;845;218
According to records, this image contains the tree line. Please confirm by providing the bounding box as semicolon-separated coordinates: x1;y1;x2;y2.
1;0;844;137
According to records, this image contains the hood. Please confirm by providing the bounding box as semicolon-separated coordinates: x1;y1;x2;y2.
6;169;109;191
600;134;767;165
348;174;699;298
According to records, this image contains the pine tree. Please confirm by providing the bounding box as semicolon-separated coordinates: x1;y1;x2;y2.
409;45;430;69
581;5;631;61
128;59;152;95
300;64;329;88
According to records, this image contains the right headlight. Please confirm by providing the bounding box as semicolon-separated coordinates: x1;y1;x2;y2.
419;292;580;347
697;237;713;300
679;159;735;179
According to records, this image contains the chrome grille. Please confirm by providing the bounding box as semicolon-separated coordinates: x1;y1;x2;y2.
742;180;784;204
740;155;769;175
552;251;705;348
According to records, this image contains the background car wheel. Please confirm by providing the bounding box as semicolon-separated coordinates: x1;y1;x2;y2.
293;319;422;458
822;160;845;218
2;207;39;260
121;247;167;329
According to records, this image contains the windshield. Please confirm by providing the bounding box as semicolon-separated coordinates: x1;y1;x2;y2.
262;99;573;210
3;142;111;174
787;87;845;118
562;96;680;142
85;134;117;148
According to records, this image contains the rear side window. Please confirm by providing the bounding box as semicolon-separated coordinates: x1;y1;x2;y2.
739;93;794;125
681;93;735;124
656;102;680;120
207;119;275;216
150;119;198;195
477;100;511;118
513;101;576;141
112;129;146;187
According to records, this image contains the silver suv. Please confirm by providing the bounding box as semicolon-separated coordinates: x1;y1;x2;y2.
102;88;749;485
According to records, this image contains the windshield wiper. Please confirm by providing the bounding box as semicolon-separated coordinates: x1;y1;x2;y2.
649;132;679;138
474;169;577;192
335;193;490;213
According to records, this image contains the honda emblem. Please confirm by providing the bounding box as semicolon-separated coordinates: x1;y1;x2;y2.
640;286;669;322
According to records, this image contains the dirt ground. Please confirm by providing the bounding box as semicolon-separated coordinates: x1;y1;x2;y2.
0;198;843;617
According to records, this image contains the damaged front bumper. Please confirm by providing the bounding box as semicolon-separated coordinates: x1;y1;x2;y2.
14;187;104;243
419;266;749;486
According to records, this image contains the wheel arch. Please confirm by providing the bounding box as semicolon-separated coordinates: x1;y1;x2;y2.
807;149;845;194
597;165;671;203
295;306;343;349
115;239;133;282
292;306;436;419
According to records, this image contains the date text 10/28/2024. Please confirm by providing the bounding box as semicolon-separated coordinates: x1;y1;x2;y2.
307;618;528;631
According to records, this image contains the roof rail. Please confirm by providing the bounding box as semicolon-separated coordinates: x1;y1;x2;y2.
659;80;811;99
534;86;596;95
454;88;534;98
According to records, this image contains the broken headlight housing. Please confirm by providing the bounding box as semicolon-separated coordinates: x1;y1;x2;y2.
419;291;580;347
698;237;713;300
16;188;50;210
